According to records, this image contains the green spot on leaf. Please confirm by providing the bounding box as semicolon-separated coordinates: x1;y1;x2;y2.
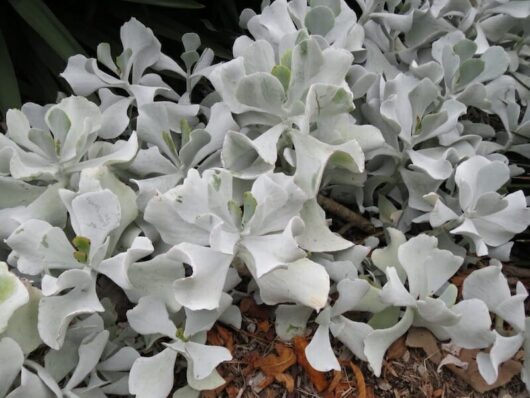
0;274;16;302
54;139;61;155
212;174;222;191
228;200;242;226
271;64;291;93
280;49;292;69
332;88;350;105
242;191;257;226
180;119;192;146
72;236;91;264
176;328;190;342
286;324;301;333
162;131;178;156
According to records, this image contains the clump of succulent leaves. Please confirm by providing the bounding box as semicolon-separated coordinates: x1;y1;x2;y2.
1;0;530;396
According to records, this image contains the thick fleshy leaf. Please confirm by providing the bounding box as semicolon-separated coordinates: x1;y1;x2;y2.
477;332;524;385
275;304;313;340
297;198;353;252
401;169;442;212
6;219;79;275
66;189;121;248
380;266;417;306
78;166;139;252
184;293;234;337
0;337;24;397
257;258;330;310
429;198;459;227
6;367;54;398
3;284;42;354
97;95;133;139
244;172;307;236
194;102;238;163
330;316;373;361
0;262;29;333
97;236;154;289
183;341;232;380
332;278;371;316
299;83;354;135
239;218;305;278
221;125;284;179
408;149;453;180
247;0;296;48
173;386;200;398
291;130;364;197
305;308;340;371
127;248;186;312
144;169;217;246
455;156;509;211
398;234;463;298
463;264;528;332
98;347;140;372
444;299;495;349
371;228;406;279
364;308;414;377
64;330;109;391
235;72;286;117
127;296;177;337
172;243;234;310
288;37;352;105
38;269;104;349
129;348;177;398
186;368;225;391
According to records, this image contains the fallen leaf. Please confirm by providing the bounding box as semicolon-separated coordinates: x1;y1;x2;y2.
407;329;522;394
257;375;275;390
437;354;468;372
293;336;329;392
262;388;278;398
257;319;271;333
421;383;433;398
349;362;366;398
326;370;343;394
441;342;462;356
387;336;407;360
217;325;235;353
249;372;272;394
207;324;234;354
240;297;271;320
433;388;443;397
242;351;260;376
275;373;295;393
328;380;351;398
226;385;240;398
255;343;296;377
378;380;392;391
446;349;522;394
406;328;442;363
207;329;222;346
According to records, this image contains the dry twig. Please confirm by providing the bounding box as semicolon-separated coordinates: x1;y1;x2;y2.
317;194;375;234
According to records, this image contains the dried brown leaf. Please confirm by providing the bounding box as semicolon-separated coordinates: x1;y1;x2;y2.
350;362;367;398
255;343;296;377
257;319;271;333
406;328;442;363
240;297;271;320
326;370;343;394
293;336;329;392
274;373;295;393
387;336;407;360
447;349;522;394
